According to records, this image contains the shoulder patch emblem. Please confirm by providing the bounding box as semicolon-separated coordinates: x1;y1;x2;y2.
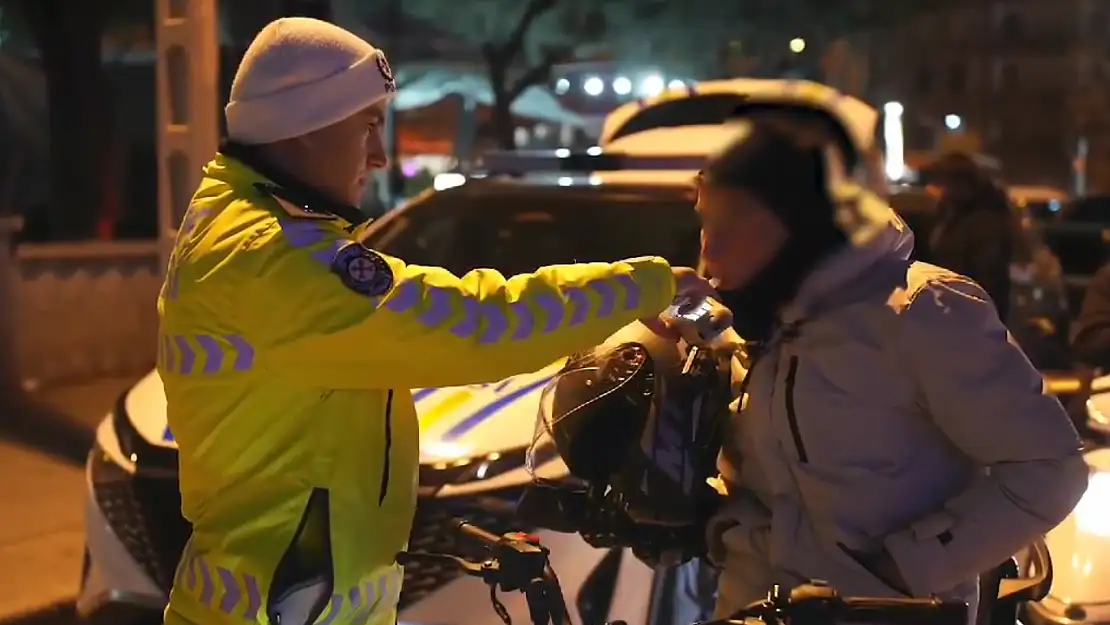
331;242;394;296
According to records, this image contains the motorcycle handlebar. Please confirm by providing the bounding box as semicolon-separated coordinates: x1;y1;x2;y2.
839;597;968;625
397;520;567;625
455;519;502;546
406;522;969;625
698;593;968;625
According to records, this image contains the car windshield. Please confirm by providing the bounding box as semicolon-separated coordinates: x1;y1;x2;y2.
367;187;702;276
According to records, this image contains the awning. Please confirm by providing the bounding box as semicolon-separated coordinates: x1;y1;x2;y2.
393;67;584;126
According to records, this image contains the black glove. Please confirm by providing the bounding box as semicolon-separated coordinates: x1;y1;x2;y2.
517;483;720;567
578;504;715;568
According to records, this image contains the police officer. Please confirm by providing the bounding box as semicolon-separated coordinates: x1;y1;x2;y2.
159;18;713;625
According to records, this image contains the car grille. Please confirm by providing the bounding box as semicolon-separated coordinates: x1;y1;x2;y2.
94;452;526;609
90;456;192;591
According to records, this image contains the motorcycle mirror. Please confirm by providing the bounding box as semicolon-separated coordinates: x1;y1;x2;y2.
999;538;1053;603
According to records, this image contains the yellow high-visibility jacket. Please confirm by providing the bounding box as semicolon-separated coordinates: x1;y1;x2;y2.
158;151;676;625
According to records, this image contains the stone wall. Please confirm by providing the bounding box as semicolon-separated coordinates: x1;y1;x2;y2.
10;239;161;386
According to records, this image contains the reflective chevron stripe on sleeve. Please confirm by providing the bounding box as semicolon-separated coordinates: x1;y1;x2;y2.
158;333;256;374
274;219;645;342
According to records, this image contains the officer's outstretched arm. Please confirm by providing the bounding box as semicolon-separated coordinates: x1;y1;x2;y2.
249;221;676;389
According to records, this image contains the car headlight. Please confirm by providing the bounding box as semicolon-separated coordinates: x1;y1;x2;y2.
1074;471;1110;537
110;392;178;476
89;438;133;484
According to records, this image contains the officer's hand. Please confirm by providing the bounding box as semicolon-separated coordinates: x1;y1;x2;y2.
640;268;717;340
672;266;717;301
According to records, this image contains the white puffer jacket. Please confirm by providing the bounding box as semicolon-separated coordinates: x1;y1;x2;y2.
709;207;1088;621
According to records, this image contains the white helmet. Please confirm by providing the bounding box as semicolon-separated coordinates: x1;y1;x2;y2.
601;78;888;200
717;81;897;249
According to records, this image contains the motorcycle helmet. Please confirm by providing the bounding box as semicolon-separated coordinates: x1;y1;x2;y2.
721;79;888;201
526;314;733;527
718;83;897;249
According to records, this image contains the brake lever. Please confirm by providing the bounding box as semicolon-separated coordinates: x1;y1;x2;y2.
404;522;563;625
396;551;490;579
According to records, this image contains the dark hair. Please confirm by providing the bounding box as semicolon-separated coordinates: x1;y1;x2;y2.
701;120;836;236
920;152;983;191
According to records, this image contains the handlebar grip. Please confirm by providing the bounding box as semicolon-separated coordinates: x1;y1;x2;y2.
841;598;967;625
454;519;501;545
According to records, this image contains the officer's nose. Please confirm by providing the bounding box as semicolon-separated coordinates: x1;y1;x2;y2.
367;138;389;171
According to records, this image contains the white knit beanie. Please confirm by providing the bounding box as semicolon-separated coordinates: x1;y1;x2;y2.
225;17;397;145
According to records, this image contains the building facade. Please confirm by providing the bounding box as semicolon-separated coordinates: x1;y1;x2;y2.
864;0;1110;190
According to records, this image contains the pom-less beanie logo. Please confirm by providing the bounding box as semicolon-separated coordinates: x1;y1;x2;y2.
376;52;396;92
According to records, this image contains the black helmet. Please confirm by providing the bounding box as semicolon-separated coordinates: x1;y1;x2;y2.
527;317;732;527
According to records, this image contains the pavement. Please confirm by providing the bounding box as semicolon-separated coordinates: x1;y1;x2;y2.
0;377;138;624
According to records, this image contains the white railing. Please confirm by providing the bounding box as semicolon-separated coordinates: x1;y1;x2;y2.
4;232;161;386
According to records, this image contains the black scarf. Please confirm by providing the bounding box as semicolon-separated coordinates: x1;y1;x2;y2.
718;224;845;342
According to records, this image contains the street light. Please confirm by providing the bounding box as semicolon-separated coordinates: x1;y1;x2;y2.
945;114;962;130
640;74;664;97
789;38;806;53
584;76;604;96
613;76;632;95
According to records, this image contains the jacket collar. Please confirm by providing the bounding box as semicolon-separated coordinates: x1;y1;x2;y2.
216;140;369;226
782;204;915;325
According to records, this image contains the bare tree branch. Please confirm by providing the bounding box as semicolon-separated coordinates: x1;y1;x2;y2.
492;0;559;64
507;49;565;101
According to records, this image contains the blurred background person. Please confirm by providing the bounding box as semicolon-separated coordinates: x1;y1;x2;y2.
920;152;1015;320
1071;260;1110;371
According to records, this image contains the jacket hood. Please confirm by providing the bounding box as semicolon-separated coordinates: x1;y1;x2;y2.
787;188;914;321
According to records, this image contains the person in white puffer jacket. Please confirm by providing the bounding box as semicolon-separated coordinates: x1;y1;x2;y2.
692;110;1088;623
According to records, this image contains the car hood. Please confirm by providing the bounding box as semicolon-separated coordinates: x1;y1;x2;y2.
124;362;565;463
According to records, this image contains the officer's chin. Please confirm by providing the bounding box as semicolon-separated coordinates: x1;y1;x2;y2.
349;179;369;206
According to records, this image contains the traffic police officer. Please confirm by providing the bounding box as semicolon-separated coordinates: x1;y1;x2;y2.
158;17;713;625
